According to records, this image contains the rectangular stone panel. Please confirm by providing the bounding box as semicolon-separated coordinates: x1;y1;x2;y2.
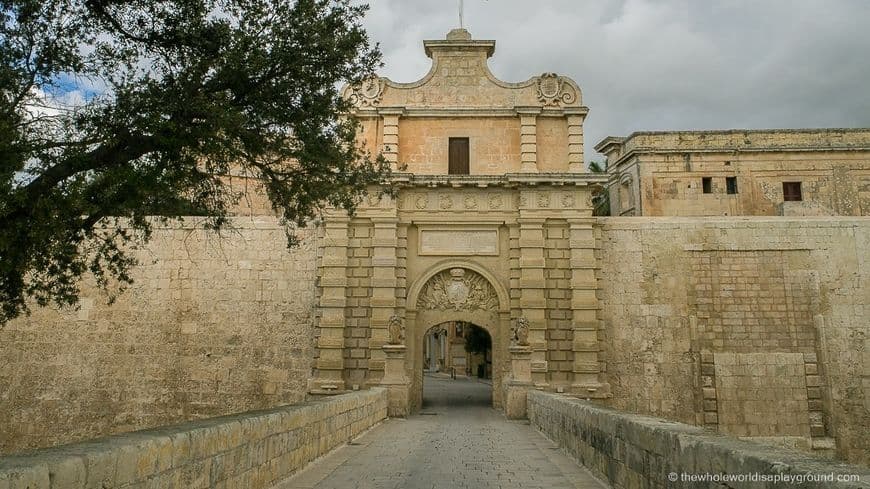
418;228;499;256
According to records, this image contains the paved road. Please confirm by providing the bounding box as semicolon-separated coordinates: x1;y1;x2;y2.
275;375;608;489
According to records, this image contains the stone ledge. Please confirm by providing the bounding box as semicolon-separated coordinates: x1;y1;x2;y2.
528;391;870;489
0;389;387;489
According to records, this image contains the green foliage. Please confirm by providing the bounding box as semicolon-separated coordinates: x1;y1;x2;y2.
587;160;610;216
0;0;389;323
463;324;491;355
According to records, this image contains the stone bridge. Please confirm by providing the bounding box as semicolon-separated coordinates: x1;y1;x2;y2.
2;377;868;489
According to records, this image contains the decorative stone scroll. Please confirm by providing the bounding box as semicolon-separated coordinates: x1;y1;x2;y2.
537;73;578;107
417;268;499;311
346;77;385;108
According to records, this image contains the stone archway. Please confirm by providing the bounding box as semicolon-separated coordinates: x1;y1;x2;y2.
405;264;510;411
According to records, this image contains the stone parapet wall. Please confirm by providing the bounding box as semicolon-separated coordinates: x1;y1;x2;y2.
0;389;387;489
620;128;870;155
528;391;870;489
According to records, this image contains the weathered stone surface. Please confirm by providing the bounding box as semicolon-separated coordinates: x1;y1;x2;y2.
598;217;870;465
0;217;317;454
0;389;386;489
598;129;870;217
529;390;870;489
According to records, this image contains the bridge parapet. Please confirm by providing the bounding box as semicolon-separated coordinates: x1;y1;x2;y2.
0;389;387;488
529;390;870;489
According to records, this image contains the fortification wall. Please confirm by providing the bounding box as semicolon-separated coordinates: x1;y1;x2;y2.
0;217;319;455
598;217;870;465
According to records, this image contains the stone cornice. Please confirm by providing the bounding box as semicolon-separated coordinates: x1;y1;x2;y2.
607;145;870;173
389;173;607;188
350;106;589;119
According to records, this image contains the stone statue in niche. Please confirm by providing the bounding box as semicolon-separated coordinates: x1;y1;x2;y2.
388;315;405;345
513;317;530;346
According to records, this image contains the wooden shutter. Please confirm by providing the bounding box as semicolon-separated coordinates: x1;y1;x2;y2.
783;182;802;201
448;138;470;175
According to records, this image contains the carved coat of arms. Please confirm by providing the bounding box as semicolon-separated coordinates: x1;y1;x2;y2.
446;269;470;309
418;268;498;311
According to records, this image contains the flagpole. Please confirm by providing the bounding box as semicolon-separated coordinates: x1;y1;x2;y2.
459;0;464;28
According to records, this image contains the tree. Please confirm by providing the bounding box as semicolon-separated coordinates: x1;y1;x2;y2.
0;0;389;324
463;324;491;355
587;160;610;216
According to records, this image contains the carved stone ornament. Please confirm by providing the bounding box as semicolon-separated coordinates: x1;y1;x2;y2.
415;195;429;209
513;317;530;346
388;315;405;345
439;195;454;210
417;268;499;311
537;73;578;107
488;195;503;209
347;77;385;108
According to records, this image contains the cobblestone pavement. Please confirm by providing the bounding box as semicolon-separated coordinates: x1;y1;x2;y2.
275;375;608;489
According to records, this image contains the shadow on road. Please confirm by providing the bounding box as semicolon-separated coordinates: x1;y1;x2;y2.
422;373;492;410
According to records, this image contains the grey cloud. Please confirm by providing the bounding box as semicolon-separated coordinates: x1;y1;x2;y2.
357;0;870;162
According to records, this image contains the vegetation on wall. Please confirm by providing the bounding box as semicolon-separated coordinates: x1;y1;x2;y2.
588;160;610;216
0;0;389;324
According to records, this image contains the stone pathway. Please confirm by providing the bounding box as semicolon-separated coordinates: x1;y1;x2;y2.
274;375;608;489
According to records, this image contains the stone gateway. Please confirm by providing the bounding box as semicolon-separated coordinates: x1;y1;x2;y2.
0;29;867;469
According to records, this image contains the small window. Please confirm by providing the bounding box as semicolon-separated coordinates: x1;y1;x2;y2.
702;177;712;194
726;177;738;194
783;182;802;201
448;137;470;175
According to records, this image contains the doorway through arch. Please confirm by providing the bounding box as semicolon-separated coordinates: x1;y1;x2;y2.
422;321;493;409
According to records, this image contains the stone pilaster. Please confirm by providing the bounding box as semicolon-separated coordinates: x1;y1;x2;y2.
517;109;540;173
517;213;548;387
380;108;403;169
504;344;533;419
310;215;350;393
368;217;399;384
568;217;610;398
566;110;585;173
382;344;410;417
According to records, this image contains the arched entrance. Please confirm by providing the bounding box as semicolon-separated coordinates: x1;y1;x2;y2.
422;322;493;408
405;263;510;412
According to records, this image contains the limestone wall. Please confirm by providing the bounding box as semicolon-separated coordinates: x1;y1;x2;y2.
397;117;522;174
528;391;870;489
603;129;870;217
0;217;318;454
0;388;387;489
631;151;870;216
597;217;870;464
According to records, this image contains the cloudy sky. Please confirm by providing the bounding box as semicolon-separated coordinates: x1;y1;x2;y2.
357;0;870;162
